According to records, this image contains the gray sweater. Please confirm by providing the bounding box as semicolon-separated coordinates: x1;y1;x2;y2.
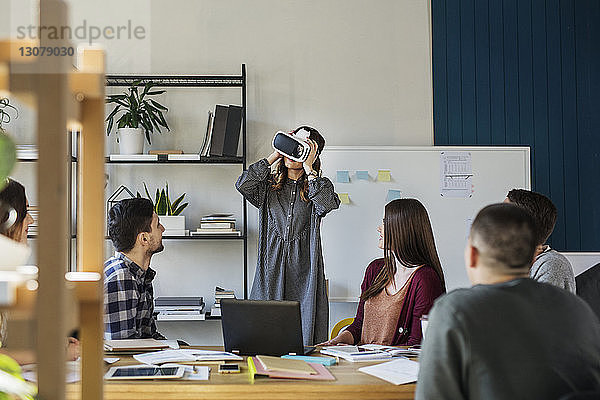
416;278;600;400
531;246;576;293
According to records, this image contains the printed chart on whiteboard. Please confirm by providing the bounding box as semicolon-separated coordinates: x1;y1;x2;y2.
440;152;473;198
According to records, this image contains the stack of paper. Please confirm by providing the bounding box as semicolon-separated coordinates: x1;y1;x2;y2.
359;344;421;358
358;358;419;385
104;339;170;352
134;349;242;365
320;345;392;362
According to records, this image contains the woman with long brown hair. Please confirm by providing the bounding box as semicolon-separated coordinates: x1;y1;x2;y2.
236;126;340;345
321;198;445;346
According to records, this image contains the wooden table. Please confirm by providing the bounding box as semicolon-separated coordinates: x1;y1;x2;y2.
66;348;416;400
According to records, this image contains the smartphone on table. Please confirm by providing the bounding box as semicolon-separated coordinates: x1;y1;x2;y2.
218;363;241;374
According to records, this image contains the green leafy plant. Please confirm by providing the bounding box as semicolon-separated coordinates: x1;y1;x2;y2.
138;182;188;216
105;82;170;145
0;98;18;133
0;98;17;189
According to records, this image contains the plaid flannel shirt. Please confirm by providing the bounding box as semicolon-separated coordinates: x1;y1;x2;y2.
103;252;164;340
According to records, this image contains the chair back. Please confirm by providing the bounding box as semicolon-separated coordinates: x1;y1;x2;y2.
576;263;600;321
330;317;354;340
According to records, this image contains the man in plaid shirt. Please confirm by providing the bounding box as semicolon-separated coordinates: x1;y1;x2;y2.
104;198;166;339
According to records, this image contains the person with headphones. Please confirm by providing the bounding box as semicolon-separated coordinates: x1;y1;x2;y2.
236;126;340;345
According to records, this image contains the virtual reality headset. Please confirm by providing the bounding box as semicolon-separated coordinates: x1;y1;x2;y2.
272;131;311;163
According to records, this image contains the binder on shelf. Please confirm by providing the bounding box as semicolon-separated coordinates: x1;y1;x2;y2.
200;110;214;157
209;105;229;156
222;105;243;157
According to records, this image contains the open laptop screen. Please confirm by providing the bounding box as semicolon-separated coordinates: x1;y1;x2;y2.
220;299;306;356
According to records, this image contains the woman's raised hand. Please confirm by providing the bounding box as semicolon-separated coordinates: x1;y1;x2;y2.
303;139;318;173
267;150;282;165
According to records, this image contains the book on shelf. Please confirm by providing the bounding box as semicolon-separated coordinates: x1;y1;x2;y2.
222;104;243;157
109;154;158;161
215;286;235;294
163;229;189;236
155;296;204;307
209;105;229;156
16;144;38;159
209;306;221;317
195;228;237;233
199;221;235;229
199;110;214;157
201;213;235;221
157;309;204;315
190;230;241;236
214;293;235;300
148;150;184;155
167;154;201;161
157;313;206;321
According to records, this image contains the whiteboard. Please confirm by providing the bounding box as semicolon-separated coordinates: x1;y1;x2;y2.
320;146;530;301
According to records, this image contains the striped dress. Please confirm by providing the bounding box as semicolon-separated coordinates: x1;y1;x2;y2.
236;159;340;345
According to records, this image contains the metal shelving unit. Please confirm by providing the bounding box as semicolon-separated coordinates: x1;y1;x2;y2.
105;64;249;300
16;131;79;271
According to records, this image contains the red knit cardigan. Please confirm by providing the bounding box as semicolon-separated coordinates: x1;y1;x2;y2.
345;258;445;346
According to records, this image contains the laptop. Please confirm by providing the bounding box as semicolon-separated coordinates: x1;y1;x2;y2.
220;299;315;356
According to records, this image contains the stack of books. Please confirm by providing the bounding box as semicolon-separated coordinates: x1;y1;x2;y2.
155;296;205;321
210;287;235;317
320;345;393;362
27;206;39;236
191;214;241;236
15;144;38;160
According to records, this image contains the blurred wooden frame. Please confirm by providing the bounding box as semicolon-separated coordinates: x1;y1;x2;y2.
0;26;106;400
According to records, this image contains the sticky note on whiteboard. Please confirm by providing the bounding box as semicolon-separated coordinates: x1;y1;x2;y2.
356;171;369;181
336;170;350;183
338;193;350;204
377;170;391;182
386;190;402;202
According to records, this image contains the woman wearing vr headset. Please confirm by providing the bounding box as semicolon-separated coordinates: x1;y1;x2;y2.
320;198;445;347
236;126;340;345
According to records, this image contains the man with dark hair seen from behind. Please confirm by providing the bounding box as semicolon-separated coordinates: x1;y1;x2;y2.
505;188;576;292
104;198;166;339
416;203;600;400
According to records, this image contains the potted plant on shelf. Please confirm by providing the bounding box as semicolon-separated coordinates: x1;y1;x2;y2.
0;97;17;191
139;182;188;235
106;82;170;155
